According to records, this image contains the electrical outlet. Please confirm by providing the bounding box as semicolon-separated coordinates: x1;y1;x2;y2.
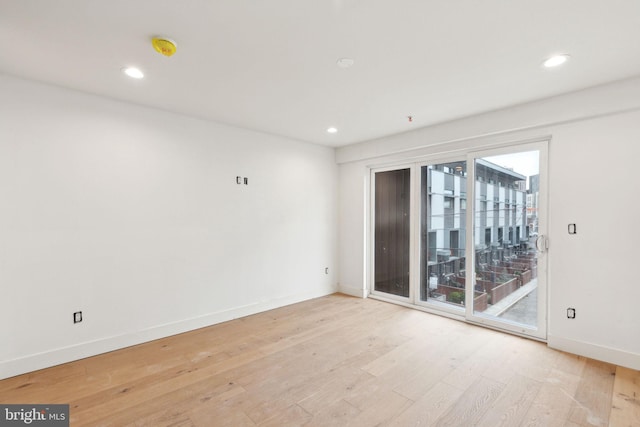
73;311;83;323
567;308;576;319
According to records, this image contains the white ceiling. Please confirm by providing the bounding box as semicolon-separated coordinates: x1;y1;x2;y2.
1;1;639;147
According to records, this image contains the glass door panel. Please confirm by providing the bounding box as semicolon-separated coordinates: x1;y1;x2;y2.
373;168;411;298
419;161;466;310
470;146;546;338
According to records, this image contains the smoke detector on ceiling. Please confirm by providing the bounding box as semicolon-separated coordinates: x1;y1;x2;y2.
152;37;177;57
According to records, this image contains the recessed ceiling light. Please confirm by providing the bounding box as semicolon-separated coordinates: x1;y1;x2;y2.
543;54;570;68
122;67;144;79
327;127;338;134
336;58;355;68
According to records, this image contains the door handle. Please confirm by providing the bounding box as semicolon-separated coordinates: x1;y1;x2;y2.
535;235;548;253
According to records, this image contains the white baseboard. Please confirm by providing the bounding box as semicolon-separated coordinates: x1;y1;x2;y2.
337;283;367;298
1;286;336;380
548;334;640;370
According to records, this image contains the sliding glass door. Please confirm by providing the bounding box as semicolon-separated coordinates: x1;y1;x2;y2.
467;144;547;339
371;141;547;340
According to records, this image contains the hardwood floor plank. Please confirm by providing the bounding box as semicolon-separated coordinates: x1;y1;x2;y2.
297;368;373;414
609;366;640;427
481;337;554;385
392;358;457;402
303;398;361;426
395;326;501;401
567;359;616;427
189;398;256;427
255;404;312;426
434;377;505;426
520;368;583;427
474;374;540;426
388;381;464;426
348;390;412;426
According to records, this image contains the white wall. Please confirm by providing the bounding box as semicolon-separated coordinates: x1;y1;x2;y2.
547;111;640;368
337;163;368;298
337;76;640;370
0;74;338;379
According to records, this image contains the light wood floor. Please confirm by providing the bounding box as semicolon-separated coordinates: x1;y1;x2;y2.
1;294;638;426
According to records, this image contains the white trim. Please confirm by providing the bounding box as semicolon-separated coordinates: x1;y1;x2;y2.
548;334;640;371
0;286;336;380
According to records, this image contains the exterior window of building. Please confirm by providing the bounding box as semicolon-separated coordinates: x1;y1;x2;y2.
444;197;454;209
